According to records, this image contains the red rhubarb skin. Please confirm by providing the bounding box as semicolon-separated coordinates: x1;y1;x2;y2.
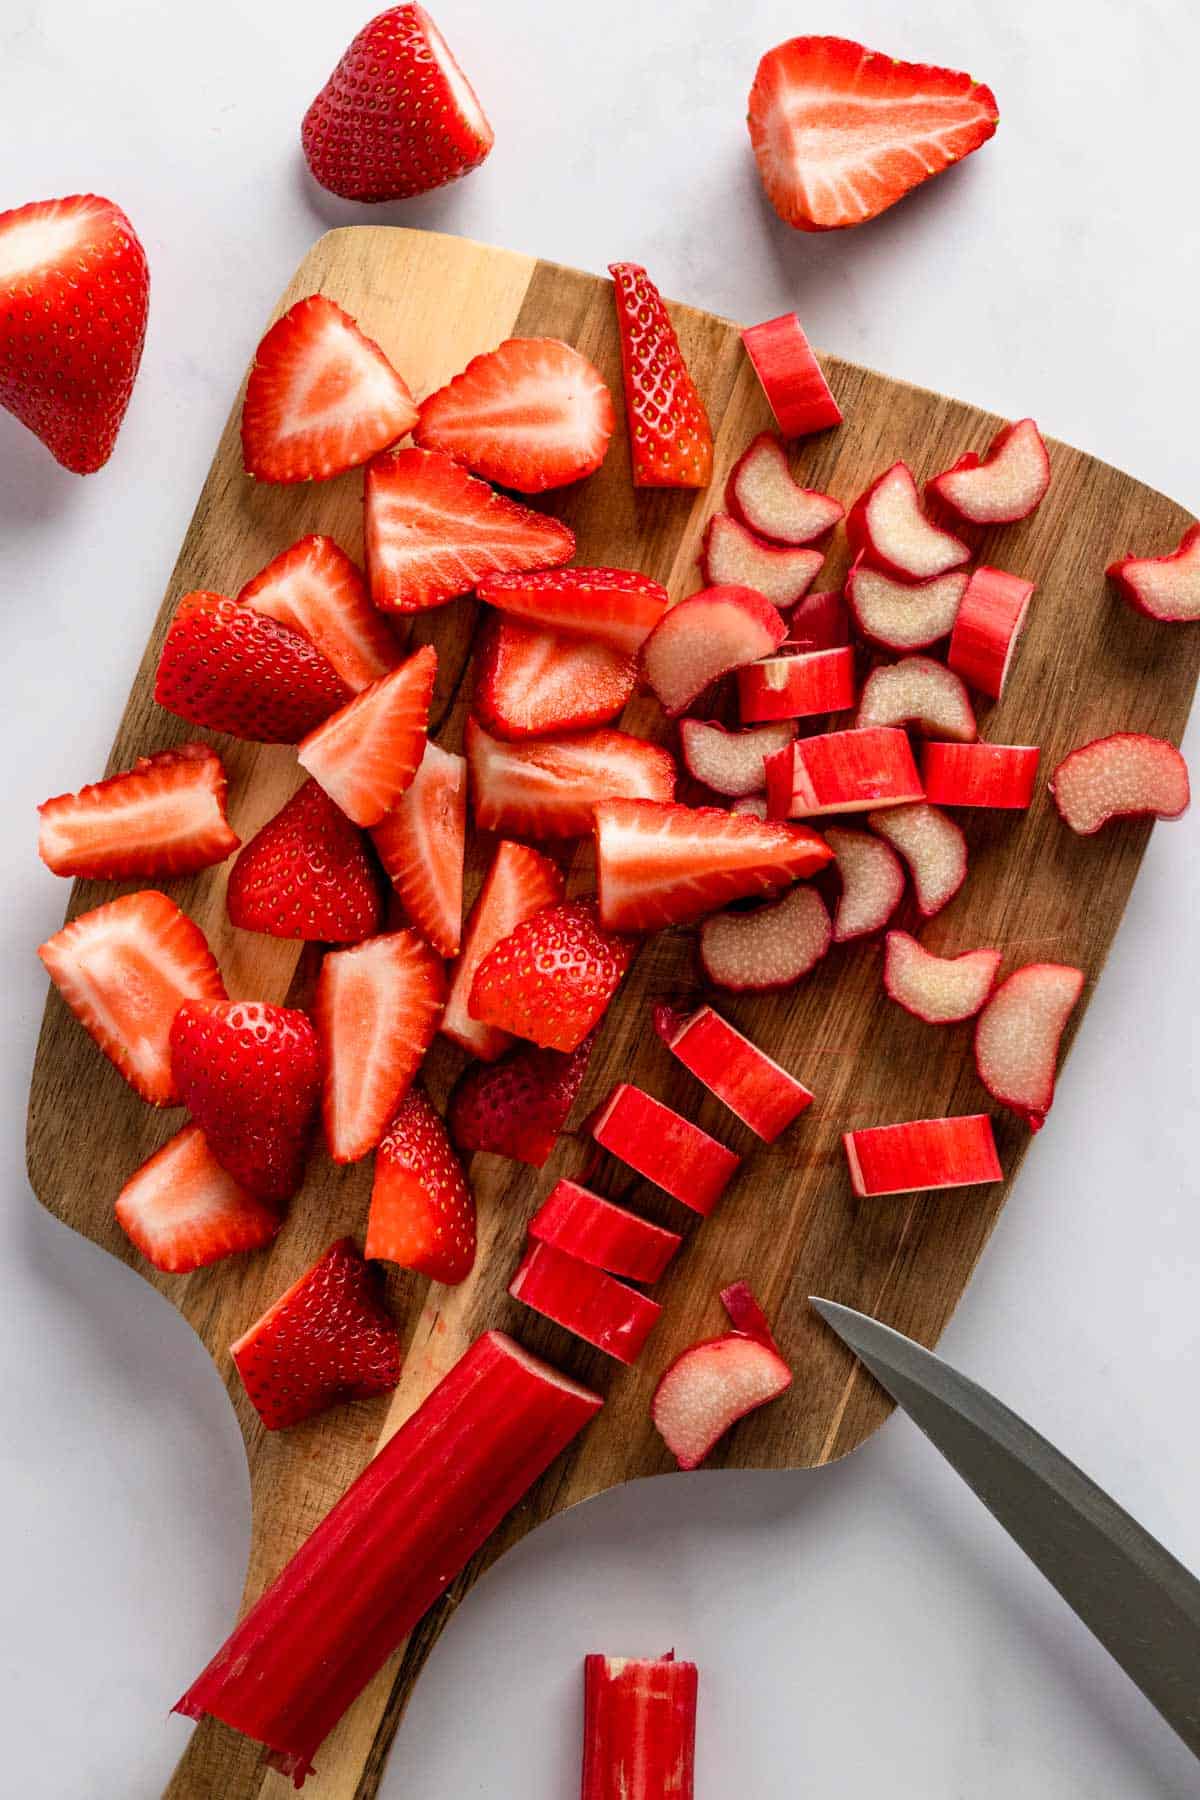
947;566;1035;700
655;1003;813;1141
766;727;924;818
740;314;842;437
591;1082;741;1214
921;741;1040;809
175;1331;602;1783
783;588;851;651
509;1241;662;1364
844;1115;1002;1197
528;1178;681;1283
582;1653;698;1800
737;646;856;722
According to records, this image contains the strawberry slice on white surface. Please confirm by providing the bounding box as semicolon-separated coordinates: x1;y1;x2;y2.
372;740;467;957
927;419;1050;525
639;584;786;717
847;462;970;582
652;1282;792;1469
298;644;436;828
237;535;401;693
467;718;676;839
115;1124;280;1273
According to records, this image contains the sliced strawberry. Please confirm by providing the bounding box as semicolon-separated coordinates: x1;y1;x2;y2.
241;294;417;484
476;567;669;655
701;513;824;609
474;614;636;739
372;740;466;957
226;779;382;943
748;35;999;232
467;717;676;838
608;261;713;488
315;929;445;1164
366;446;575;613
366;1087;476;1285
231;1238;402;1430
38;744;238;881
39;891;226;1106
442;840;565;1060
155;592;351;743
115;1124;280;1274
927;419;1051;526
726;433;844;545
237;535;401;693
298;644;436;828
469;898;635;1053
640;585;787;717
447;1031;595;1166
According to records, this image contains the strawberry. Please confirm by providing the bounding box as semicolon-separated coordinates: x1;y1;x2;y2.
115;1124;280;1274
170;1000;321;1203
608;262;713;488
39;890;226;1106
469;898;635;1053
447;1031;595;1167
38;744;238;881
231;1238;402;1430
226;779;383;942
473;614;636;739
0;194;148;473
315;929;445;1163
372;741;466;957
298;644;436;828
467;716;677;839
365;446;575;612
442;840;565;1060
301;4;494;203
748;36;999;232
476;567;669;655
237;535;402;693
366;1087;476;1284
240;295;417;484
155;592;350;743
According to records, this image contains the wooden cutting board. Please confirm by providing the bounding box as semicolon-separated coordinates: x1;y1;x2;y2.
25;228;1198;1799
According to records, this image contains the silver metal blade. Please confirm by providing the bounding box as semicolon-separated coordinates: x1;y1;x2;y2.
811;1297;1200;1757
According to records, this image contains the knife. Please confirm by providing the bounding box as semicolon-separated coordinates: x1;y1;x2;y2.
810;1296;1200;1757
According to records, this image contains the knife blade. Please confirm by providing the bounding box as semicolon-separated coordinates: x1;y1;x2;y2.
810;1296;1200;1757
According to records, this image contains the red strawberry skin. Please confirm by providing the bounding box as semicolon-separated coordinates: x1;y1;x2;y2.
226;779;383;943
469;899;635;1053
155;593;351;743
367;1087;476;1284
609;262;713;488
442;839;566;1060
473;614;636;739
38;743;239;881
0;195;149;474
115;1124;280;1274
238;535;402;693
448;1031;596;1167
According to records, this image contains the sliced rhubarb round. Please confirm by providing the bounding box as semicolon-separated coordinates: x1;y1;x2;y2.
843;1115;1001;1197
738;646;856;723
701;512;824;606
529;1179;681;1284
765;726;924;818
867;801;967;918
725;432;844;545
974;962;1085;1130
509;1241;662;1365
883;931;1001;1023
1107;523;1200;622
947;565;1035;700
639;584;786;717
824;826;906;942
846;462;969;582
845;557;969;652
856;655;976;741
1049;732;1190;834
698;882;831;992
651;1282;792;1470
582;1653;698;1800
782;587;851;651
589;1082;740;1215
740;312;842;437
926;419;1051;525
654;1001;814;1141
921;740;1040;809
679;717;797;797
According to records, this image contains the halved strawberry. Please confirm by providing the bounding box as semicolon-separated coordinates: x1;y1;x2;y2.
372;740;467;957
298;644;436;828
315;929;445;1164
365;446;575;612
38;744;238;880
469;898;635;1053
473;614;636;739
115;1124;280;1273
447;1031;595;1166
609;261;713;488
476;567;669;655
237;535;401;693
241;294;417;484
467;717;676;838
442;840;565;1060
155;592;350;743
226;778;383;942
366;1086;476;1285
39;891;226;1106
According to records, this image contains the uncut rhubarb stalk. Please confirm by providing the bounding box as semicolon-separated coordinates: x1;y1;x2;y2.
175;1331;602;1785
581;1652;699;1800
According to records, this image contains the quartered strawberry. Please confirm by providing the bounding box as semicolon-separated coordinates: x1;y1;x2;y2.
748;36;999;232
237;535;401;693
38;743;238;880
241;294;417;484
226;779;383;943
315;929;445;1163
447;1030;596;1166
608;261;712;488
366;1087;476;1284
170;1000;321;1203
0;194;148;473
476;567;669;655
155;592;351;743
298;643;436;828
473;613;636;739
467;717;677;838
372;740;466;957
469;898;635;1053
365;446;575;612
115;1124;280;1273
39;890;226;1105
302;4;494;203
443;840;565;1060
232;1238;402;1430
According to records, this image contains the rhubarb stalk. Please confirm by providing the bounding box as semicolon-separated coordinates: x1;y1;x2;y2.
581;1652;699;1800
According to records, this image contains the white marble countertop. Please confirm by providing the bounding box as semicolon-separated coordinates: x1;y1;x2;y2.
4;1;1199;1794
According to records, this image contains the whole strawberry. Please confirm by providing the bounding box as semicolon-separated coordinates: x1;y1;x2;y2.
226;779;383;942
447;1031;596;1167
469;899;635;1052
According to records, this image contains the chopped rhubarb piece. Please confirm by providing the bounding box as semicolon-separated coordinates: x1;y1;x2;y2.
448;1032;595;1167
237;534;401;693
783;588;851;651
654;1001;813;1140
473;614;637;739
609;261;713;488
177;1332;602;1783
698;883;831;992
297;644;436;828
845;557;968;652
741;312;842;436
371;740;467;957
947;566;1035;700
476;567;668;655
883;931;1001;1023
867;802;967;918
115;1124;280;1274
847;463;969;583
844;1115;1002;1196
468;718;676;840
581;1652;698;1800
921;740;1040;809
730;794;768;818
1049;732;1190;834
639;585;786;717
443;840;564;1060
701;514;824;609
765;727;924;818
725;432;844;544
974;962;1085;1129
38;744;239;881
509;1241;661;1364
927;419;1051;525
651;1282;791;1470
469;898;635;1053
678;717;797;797
530;1179;681;1283
590;1083;740;1216
824;826;905;942
737;646;856;722
367;1086;476;1286
1107;523;1200;622
856;656;976;741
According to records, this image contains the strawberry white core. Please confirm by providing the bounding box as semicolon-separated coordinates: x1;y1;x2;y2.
867;802;966;917
824;826;905;941
884;931;1000;1023
1049;732;1190;834
846;560;968;650
856;656;976;741
699;883;831;990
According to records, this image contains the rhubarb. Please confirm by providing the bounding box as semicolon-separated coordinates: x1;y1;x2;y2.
639;585;786;717
725;432;843;544
866;802;967;918
738;646;856;722
701;513;824;608
679;718;797;798
581;1652;698;1800
782;588;851;651
1049;732;1190;834
846;462;969;582
765;727;924;818
741;312;842;437
1107;523;1200;622
698;883;831;992
467;718;676;840
442;839;565;1060
883;931;1001;1023
844;1115;1002;1197
529;1179;682;1284
926;419;1051;525
509;1241;662;1364
921;740;1040;809
855;656;976;742
824;826;905;942
651;1282;792;1470
974;962;1084;1129
947;566;1035;700
654;1001;813;1140
590;1083;740;1215
845;557;968;652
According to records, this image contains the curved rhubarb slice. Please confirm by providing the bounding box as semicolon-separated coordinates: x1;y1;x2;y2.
927;420;1051;525
509;1241;661;1364
679;717;796;797
468;898;635;1054
738;646;856;723
442;840;565;1060
654;1002;813;1141
974;962;1084;1129
783;588;851;650
731;794;768;817
866;802;967;918
38;744;239;881
1049;732;1190;835
476;567;668;655
846;557;968;651
115;1124;280;1274
474;614;636;739
701;513;824;607
824;826;905;942
947;566;1035;700
883;931;1001;1023
530;1179;681;1283
589;1083;740;1215
698;883;831;992
639;585;786;717
844;1115;1001;1196
741;312;842;437
582;1652;698;1800
847;462;969;582
765;727;923;818
921;741;1040;809
855;656;976;741
651;1282;792;1470
467;718;676;840
1107;523;1200;622
448;1032;595;1167
726;433;844;545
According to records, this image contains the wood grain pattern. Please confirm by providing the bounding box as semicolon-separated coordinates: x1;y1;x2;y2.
24;228;1198;1799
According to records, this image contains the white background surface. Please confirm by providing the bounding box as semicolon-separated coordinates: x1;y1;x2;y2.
3;1;1199;1794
